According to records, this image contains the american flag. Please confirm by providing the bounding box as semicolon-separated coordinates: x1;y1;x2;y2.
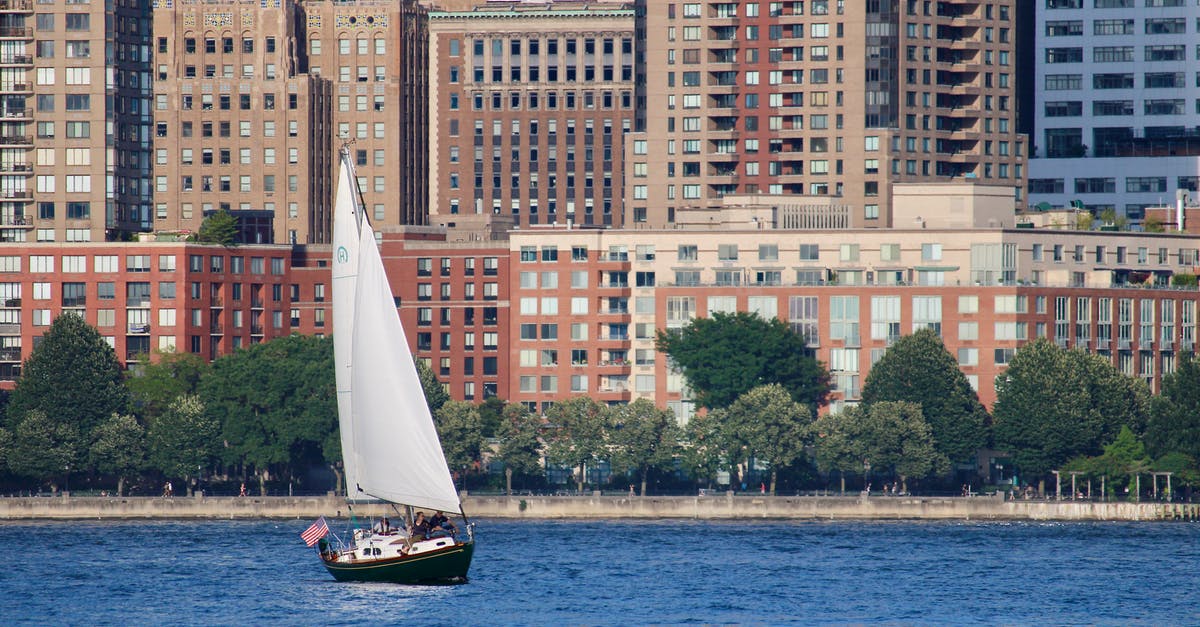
300;517;329;546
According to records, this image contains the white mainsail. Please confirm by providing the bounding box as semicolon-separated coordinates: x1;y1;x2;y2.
347;189;462;515
331;153;364;499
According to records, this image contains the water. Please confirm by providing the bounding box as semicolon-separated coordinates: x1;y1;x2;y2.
4;518;1198;625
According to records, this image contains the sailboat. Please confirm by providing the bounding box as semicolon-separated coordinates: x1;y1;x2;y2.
315;148;475;584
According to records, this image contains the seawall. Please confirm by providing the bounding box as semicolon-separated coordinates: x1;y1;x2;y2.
1;494;1198;522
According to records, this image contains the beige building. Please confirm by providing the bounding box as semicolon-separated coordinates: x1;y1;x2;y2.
0;0;152;243
426;1;635;228
151;0;427;245
626;0;1027;228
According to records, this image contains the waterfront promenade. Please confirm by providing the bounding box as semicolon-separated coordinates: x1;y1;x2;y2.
1;493;1197;522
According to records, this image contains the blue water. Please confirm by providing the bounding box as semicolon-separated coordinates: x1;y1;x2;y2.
3;518;1198;625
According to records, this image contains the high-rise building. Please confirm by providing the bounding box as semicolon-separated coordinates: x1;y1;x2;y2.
426;1;635;227
627;0;1026;228
1026;2;1200;222
150;0;428;245
0;0;153;243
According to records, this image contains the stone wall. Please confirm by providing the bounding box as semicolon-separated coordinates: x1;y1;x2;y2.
2;494;1197;522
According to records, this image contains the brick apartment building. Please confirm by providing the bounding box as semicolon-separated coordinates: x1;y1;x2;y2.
627;0;1027;227
0;240;293;385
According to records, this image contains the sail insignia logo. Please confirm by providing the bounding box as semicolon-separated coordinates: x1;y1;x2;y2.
336;246;349;264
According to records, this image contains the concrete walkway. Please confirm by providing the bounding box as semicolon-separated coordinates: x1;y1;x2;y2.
2;494;1197;522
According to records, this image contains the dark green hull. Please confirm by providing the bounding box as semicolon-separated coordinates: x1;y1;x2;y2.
321;541;474;584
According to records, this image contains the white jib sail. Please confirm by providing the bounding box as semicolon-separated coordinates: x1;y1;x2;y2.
350;216;462;515
331;153;364;499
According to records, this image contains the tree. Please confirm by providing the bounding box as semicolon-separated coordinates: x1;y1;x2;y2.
813;402;948;493
476;395;507;439
861;328;990;466
1088;426;1151;499
196;210;238;246
126;350;207;423
199;335;337;495
544;396;608;492
1146;352;1200;462
0;426;9;475
993;340;1149;488
91;413;146;496
680;410;727;490
1142;213;1166;233
655;311;831;410
435;400;484;484
609;398;679;496
7;409;80;490
495;403;544;494
7;314;130;475
416;357;450;416
721;384;813;495
147;395;218;495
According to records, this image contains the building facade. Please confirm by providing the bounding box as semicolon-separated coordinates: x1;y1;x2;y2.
150;0;428;245
426;2;635;228
1;0;153;243
502;215;1200;421
0;240;294;386
1027;1;1200;220
627;0;1026;228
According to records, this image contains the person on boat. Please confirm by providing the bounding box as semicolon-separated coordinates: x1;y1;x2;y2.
373;517;393;535
428;511;457;536
409;511;430;541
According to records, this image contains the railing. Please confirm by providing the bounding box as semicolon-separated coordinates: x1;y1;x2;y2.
0;348;19;361
0;26;32;37
0;0;34;11
127;323;149;334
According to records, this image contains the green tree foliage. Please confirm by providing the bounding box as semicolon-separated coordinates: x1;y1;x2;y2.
720;384;813;494
7;314;130;473
126;350;208;423
544;396;609;492
476;395;507;439
196;211;238;246
0;425;10;475
655;311;831;410
91;413;146;496
1151;452;1199;494
416;357;450;416
1087;426;1151;498
147;395;218;494
680;410;727;490
198;335;336;494
7;409;80;489
609;398;680;496
813;401;948;492
993;339;1149;484
495;403;545;494
861;328;990;465
1146;352;1200;462
1141;213;1165;233
435;400;484;481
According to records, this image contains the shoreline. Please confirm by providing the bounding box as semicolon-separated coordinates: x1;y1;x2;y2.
1;494;1197;522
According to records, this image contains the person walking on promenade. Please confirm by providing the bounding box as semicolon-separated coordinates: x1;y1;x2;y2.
239;483;247;497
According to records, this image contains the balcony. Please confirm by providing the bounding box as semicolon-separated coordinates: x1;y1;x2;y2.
0;215;31;228
0;162;31;172
127;323;150;334
0;347;19;361
0;107;29;119
250;324;264;335
0;53;30;65
0;188;30;200
0;134;31;145
209;323;223;334
0;26;31;37
0;0;34;12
